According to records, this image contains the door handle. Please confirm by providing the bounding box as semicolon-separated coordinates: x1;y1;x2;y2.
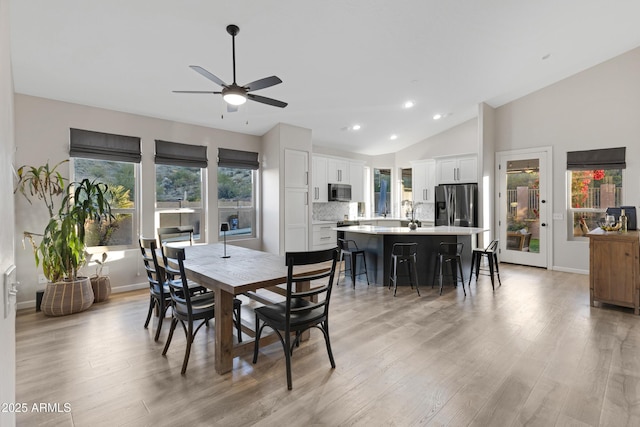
541;223;547;227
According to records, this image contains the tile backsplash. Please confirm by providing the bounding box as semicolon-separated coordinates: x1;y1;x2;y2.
313;202;350;221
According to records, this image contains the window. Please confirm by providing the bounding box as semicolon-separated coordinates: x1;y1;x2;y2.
567;147;625;237
155;140;207;242
373;168;391;216
70;128;141;249
218;148;259;239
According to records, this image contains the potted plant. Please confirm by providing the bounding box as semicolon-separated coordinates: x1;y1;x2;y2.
89;251;111;303
15;160;113;316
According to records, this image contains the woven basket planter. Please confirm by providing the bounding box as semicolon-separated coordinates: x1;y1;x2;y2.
41;277;94;316
90;275;111;303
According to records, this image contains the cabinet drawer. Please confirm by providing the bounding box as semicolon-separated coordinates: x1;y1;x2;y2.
312;224;336;246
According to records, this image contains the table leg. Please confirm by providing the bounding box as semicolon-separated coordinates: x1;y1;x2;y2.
214;288;234;374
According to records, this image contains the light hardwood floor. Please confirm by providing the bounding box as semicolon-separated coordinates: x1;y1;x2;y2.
15;264;640;426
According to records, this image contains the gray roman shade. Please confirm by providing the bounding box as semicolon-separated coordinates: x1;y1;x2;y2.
155;140;208;168
567;147;626;170
218;148;259;169
70;128;141;163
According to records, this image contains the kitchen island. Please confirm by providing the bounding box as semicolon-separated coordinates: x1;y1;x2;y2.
337;225;487;288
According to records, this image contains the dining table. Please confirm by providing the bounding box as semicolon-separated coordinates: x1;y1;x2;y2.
179;243;331;375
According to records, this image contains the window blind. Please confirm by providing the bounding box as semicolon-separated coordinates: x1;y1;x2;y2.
218;148;259;170
566;147;626;170
69;128;141;163
155;140;208;168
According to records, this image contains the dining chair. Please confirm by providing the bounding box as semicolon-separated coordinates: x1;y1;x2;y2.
161;245;243;375
337;238;369;287
469;239;501;290
157;226;195;246
388;242;420;297
253;247;339;390
139;237;171;341
433;242;466;296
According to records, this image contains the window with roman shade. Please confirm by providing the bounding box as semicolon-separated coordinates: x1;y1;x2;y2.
217;148;259;239
567;147;625;238
69;128;141;248
154;139;207;243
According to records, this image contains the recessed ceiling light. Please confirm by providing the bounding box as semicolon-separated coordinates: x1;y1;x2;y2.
433;113;442;120
351;124;361;131
403;100;415;109
390;134;398;140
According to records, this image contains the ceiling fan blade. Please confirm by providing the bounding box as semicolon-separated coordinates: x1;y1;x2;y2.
244;76;282;92
227;104;238;113
189;65;228;87
247;93;288;108
172;90;222;94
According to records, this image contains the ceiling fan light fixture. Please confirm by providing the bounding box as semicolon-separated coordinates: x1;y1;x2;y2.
222;87;247;106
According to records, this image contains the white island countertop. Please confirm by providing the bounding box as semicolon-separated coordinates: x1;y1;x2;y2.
335;225;487;235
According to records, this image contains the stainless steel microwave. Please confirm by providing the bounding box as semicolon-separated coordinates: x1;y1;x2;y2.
328;183;352;202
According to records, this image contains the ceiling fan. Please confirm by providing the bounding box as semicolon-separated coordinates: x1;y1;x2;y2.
174;24;287;112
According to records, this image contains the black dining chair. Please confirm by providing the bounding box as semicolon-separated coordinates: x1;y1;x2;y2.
253;247;339;390
139;237;172;341
161;245;243;374
469;239;501;290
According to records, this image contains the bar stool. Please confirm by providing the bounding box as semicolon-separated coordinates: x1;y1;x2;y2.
469;239;501;290
337;238;370;287
433;242;466;295
388;243;420;297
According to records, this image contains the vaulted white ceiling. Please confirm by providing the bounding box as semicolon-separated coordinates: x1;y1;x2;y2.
10;1;640;155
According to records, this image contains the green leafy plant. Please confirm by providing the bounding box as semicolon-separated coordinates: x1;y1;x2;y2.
15;161;113;282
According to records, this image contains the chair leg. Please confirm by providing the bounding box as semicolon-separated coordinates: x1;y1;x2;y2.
284;332;293;390
456;258;466;296
321;321;336;368
351;253;357;287
494;253;502;286
154;300;167;342
235;303;243;343
144;296;155;328
439;255;444;295
488;255;495;290
336;252;343;286
410;260;420;296
253;314;262;363
181;324;193;375
468;253;476;286
361;254;370;286
162;317;178;355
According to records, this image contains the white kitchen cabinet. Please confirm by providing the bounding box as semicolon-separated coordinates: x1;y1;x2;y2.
285;149;309;188
327;158;349;184
312;223;337;250
284;188;309;252
436;154;477;184
349;161;365;202
411;159;436;203
312;155;328;202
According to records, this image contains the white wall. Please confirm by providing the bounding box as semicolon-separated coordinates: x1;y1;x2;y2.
1;0;17;423
495;46;640;273
14;94;262;308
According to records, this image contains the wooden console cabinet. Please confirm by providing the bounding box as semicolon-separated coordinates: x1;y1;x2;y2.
588;230;640;314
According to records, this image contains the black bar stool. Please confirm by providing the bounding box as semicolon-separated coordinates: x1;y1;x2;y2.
469;239;501;290
433;242;466;295
389;243;420;297
337;238;370;287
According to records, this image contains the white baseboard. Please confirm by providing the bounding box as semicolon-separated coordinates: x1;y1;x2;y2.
552;266;589;275
17;282;148;311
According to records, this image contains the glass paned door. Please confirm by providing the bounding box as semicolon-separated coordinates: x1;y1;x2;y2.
498;149;550;268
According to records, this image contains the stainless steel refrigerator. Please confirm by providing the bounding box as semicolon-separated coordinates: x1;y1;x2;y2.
435;184;478;227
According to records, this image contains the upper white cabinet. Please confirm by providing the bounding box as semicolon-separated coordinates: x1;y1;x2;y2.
327;158;349;184
312;155;328;202
411;159;436;203
436;154;477;184
285;149;309;188
349;161;365;202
